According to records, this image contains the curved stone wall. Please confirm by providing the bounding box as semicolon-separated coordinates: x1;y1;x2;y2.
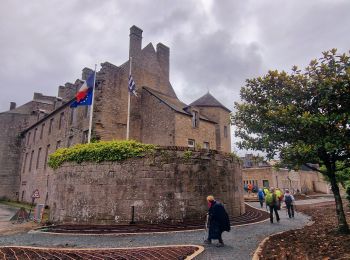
50;149;244;224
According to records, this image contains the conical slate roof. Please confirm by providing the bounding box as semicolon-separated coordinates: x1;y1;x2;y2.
189;92;231;112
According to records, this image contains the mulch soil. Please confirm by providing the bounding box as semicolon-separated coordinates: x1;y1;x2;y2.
38;204;269;234
0;245;200;260
259;201;350;260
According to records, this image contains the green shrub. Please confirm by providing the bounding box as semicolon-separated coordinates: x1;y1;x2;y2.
48;140;155;169
183;150;193;161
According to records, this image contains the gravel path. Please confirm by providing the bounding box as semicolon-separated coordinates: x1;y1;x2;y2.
0;202;312;260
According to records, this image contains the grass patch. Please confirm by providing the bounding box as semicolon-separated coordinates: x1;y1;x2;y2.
0;200;34;211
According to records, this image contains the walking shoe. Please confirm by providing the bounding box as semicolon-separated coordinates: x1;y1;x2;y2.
204;239;212;244
216;242;224;247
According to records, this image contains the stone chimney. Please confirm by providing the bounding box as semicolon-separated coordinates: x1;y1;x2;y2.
9;102;16;110
129;25;143;58
157;43;170;80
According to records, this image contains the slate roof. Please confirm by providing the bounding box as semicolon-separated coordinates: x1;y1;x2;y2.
189;92;231;112
143;87;215;123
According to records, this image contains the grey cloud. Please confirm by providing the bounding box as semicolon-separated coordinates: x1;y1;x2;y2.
172;30;263;109
0;0;349;117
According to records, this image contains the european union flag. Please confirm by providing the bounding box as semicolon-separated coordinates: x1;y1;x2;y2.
70;72;95;108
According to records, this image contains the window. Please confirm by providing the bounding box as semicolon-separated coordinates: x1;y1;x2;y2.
22;153;28;173
82;130;89;144
263;180;269;187
203;142;210;150
67;136;73;147
26;132;31;145
36;148;42;169
59;112;65;129
33;128;37;143
224;126;228;138
188;139;195;148
44;144;50;169
29;150;34;172
49;118;54;134
56;140;61;150
70;108;76;125
192;111;199;128
84;106;90;118
40;124;45;139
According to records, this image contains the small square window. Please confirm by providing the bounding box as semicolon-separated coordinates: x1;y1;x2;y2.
188;139;195;148
203;142;209;149
56;140;61;150
82;130;89;144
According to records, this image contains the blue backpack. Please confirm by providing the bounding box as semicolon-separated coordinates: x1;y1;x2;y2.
285;194;293;205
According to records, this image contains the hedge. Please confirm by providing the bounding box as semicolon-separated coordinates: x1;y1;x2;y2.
48;140;155;169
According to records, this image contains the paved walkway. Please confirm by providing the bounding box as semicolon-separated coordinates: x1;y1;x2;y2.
0;204;17;231
0;201;321;260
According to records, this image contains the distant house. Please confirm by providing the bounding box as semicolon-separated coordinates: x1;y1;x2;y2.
241;155;331;194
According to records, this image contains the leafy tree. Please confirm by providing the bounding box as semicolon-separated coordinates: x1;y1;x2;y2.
232;49;350;233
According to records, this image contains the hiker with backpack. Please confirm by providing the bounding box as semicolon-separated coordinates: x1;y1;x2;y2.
257;188;265;208
265;187;280;223
284;189;295;218
204;195;231;247
275;187;284;210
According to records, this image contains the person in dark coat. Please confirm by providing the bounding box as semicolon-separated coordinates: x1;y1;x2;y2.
204;195;230;247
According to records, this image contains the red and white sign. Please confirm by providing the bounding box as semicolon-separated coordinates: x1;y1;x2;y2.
32;189;40;199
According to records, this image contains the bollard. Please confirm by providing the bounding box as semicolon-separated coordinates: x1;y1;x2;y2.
130;206;135;224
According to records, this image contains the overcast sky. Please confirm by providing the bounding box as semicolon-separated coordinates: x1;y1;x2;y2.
1;0;349;153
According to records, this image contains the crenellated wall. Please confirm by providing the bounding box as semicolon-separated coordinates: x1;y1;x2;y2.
50;149;244;224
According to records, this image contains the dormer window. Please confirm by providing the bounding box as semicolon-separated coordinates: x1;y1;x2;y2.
192;111;199;128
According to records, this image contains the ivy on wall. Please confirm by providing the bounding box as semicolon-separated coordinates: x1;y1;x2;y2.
48;140;155;169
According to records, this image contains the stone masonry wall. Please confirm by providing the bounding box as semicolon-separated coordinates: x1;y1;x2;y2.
197;107;231;153
50;149;244;224
0;113;28;200
174;113;216;149
140;89;175;146
20;101;90;204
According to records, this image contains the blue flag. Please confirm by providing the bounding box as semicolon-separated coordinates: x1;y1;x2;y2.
70;72;95;108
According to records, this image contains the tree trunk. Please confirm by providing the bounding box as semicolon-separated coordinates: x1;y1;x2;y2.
329;173;349;234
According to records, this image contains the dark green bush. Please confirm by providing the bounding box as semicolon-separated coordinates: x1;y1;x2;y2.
48;140;155;169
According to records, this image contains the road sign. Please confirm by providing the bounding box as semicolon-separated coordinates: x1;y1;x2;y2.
32;189;40;199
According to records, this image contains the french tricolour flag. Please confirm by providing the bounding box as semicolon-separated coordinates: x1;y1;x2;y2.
70;72;95;107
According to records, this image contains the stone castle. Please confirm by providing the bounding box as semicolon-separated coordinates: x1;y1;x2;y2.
0;26;233;209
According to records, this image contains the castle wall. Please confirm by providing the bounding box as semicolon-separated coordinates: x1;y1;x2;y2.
93;63;128;141
174;113;216;149
140;89;175;145
49;149;244;224
197;107;231;153
0;113;28;200
19;102;90;204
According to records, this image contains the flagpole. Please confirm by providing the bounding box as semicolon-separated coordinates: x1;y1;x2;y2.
126;57;132;140
88;64;97;143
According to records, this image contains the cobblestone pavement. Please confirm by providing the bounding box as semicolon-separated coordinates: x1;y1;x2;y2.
0;202;315;260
